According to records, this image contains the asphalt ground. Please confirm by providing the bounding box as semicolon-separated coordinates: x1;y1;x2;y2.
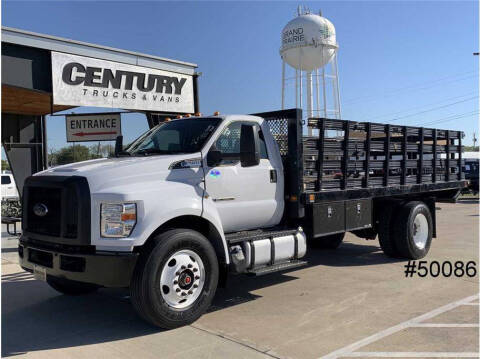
2;198;478;358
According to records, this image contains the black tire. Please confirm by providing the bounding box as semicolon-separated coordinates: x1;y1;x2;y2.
130;229;219;329
377;202;400;257
393;201;433;259
47;277;99;296
308;232;345;249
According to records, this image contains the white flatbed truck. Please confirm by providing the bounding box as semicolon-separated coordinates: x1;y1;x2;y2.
19;109;466;328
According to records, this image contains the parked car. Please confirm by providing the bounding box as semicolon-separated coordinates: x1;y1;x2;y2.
1;172;19;201
464;158;479;194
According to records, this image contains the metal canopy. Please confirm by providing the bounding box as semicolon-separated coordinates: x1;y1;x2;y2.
2;27;197;75
2;27;199;116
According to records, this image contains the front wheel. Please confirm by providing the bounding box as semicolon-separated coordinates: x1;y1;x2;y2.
130;229;219;329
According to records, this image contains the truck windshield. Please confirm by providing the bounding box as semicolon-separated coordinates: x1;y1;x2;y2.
126;118;221;156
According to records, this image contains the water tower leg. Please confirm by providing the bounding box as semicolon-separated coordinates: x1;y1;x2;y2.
295;69;298;108
306;71;313;136
299;54;303;112
299;69;303;111
315;69;320;118
281;60;285;110
331;58;338;119
322;66;327;118
333;53;342;119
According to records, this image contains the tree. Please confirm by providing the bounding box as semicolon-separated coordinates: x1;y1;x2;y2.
1;159;10;171
54;145;102;165
89;143;114;158
47;143;116;167
48;147;58;167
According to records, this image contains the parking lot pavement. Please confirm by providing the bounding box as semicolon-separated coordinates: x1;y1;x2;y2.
2;199;478;359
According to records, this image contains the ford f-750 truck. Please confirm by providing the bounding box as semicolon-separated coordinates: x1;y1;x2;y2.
19;109;466;328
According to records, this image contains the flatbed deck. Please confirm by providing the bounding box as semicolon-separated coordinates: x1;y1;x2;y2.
302;180;465;202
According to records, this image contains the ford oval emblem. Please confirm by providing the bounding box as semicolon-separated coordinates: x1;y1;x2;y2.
33;203;48;217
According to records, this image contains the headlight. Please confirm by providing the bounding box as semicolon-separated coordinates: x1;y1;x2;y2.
101;203;137;238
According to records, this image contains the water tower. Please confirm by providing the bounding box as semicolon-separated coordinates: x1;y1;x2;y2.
280;6;341;135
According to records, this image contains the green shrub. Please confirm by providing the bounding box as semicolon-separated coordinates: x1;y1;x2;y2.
1;200;21;218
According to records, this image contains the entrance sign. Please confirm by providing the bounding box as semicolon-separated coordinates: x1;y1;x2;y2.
52;52;195;113
66;113;121;142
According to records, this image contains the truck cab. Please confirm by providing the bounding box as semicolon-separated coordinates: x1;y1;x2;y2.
22;114;284;248
19;113;302;327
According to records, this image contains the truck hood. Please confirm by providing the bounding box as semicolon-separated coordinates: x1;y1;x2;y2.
37;154;203;193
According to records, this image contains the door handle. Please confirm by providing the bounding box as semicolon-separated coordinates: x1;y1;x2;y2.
270;169;277;183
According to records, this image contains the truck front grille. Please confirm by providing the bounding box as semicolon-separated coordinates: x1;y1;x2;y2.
22;176;91;245
26;186;62;236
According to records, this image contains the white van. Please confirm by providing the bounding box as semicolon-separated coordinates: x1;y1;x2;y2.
1;173;19;200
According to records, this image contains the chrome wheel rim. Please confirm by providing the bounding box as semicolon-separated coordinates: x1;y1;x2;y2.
412;213;429;250
160;249;205;309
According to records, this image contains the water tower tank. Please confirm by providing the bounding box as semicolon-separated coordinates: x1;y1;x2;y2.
280;13;337;71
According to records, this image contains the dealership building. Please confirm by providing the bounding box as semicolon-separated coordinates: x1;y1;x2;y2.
1;26;199;195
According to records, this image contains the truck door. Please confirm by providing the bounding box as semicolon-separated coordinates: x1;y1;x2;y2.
204;121;284;233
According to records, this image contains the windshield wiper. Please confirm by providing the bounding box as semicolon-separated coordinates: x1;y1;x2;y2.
116;151;131;157
134;148;176;156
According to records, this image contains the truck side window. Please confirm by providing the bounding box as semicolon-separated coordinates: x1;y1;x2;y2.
258;128;268;159
214;122;268;164
1;176;11;185
215;122;242;165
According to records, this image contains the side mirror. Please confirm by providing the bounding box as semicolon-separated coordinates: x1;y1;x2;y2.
207;150;222;167
240;124;260;167
114;135;123;157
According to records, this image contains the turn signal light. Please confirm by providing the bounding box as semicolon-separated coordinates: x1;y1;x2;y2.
184;114;192;117
164;117;171;122
213;111;220;116
194;112;202;116
121;213;136;221
176;115;182;119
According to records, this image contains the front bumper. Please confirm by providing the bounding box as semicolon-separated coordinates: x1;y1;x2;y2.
19;237;139;287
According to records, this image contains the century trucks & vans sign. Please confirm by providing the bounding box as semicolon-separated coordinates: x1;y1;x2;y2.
66;113;121;142
51;52;195;113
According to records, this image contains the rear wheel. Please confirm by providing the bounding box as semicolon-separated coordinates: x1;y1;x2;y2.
130;229;219;329
378;202;400;257
47;277;99;295
393;201;433;259
309;232;345;249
